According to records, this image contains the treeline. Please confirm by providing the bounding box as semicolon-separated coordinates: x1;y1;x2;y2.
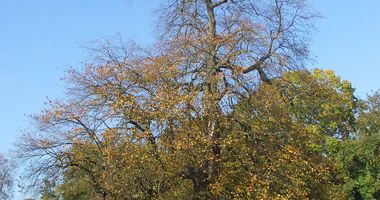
7;0;380;199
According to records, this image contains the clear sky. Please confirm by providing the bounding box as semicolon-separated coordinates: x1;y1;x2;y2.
0;0;379;164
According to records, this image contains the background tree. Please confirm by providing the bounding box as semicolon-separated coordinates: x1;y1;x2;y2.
0;154;13;200
59;169;98;200
328;91;380;200
40;179;59;200
356;91;380;136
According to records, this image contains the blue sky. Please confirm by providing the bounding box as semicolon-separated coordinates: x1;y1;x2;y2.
312;1;380;97
0;0;379;163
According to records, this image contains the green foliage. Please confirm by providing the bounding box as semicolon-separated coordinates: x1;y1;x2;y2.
328;92;380;200
59;170;96;200
356;91;380;136
280;69;357;138
216;69;355;199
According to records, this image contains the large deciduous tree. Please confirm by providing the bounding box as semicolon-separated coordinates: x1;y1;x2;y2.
16;0;363;199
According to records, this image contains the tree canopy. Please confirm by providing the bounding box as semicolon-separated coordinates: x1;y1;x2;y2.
13;0;380;200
